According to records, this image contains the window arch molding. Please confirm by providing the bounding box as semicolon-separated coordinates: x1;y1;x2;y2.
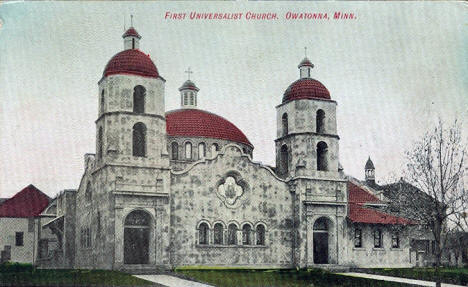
255;222;267;246
282;113;288;136
316;141;328;171
171;142;179;160
133;122;147;157
196;220;212;230
133;85;146;114
241;222;254;245
183;140;193;160
212;221;226;245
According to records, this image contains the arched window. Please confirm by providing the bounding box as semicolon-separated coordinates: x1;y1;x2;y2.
282;113;288;136
183;92;188;106
133;86;146;114
100;90;105;114
198;143;206;159
256;224;265;245
98;126;103;159
85;182;92;201
213;223;224;245
198;223;209;245
171;142;179;160
280;145;289;175
211;143;219;155
185;142;192;159
133;123;146;157
317;141;328;171
189;92;194;105
316;109;325;133
242;224;252;245
228;224;237;245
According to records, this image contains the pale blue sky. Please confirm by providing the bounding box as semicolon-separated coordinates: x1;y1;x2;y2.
0;2;466;198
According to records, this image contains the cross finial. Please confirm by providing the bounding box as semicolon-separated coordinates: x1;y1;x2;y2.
304;46;307;58
185;67;193;80
130;15;134;27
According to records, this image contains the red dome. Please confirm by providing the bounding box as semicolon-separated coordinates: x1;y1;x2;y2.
103;49;159;79
166;109;252;147
282;78;331;103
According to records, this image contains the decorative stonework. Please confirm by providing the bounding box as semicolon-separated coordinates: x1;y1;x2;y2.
216;176;244;208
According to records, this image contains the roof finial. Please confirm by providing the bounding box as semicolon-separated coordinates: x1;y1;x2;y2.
130;15;134;27
185;67;193;80
304;46;307;58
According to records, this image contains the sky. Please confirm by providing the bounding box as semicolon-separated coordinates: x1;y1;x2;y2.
0;2;466;198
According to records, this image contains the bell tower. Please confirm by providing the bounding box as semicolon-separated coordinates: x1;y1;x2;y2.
275;55;340;179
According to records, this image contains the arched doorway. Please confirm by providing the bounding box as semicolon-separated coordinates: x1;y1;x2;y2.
313;217;329;264
124;210;151;264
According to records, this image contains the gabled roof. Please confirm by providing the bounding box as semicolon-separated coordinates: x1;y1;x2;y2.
348;203;416;225
0;185;50;218
347;181;415;225
348;181;381;204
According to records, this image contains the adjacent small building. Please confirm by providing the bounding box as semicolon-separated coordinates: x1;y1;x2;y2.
0;185;53;264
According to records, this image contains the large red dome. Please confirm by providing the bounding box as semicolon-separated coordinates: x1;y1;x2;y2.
282;78;331;103
103;49;159;79
166;109;252;147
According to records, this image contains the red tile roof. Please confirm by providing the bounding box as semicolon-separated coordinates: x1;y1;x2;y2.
348;181;381;204
166;109;252;147
122;27;141;39
0;185;50;218
103;49;159;79
348;203;415;225
347;181;415;225
282;78;331;103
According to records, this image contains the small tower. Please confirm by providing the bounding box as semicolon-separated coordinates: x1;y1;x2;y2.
179;68;199;109
365;157;376;186
275;55;339;179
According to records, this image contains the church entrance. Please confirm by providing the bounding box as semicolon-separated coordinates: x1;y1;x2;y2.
124;210;151;264
313;217;329;264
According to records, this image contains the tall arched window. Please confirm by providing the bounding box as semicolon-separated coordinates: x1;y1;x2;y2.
280;145;289;175
213;223;224;245
98;127;103;159
100;90;105;114
242;224;252;245
317;141;328;171
282;113;288;136
133;123;146;157
133;86;146;114
211;143;219;155
198;143;206;159
228;224;237;245
171;142;179;160
85;182;92;201
316;109;325;133
256;224;265;246
185;142;192;159
198;223;209;245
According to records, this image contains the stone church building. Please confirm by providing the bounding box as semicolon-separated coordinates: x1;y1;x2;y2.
37;26;420;270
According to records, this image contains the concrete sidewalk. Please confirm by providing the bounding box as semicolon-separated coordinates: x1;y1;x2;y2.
135;274;215;287
338;272;465;287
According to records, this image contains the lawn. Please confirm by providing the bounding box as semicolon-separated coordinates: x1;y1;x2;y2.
176;268;415;287
0;263;156;286
359;267;468;286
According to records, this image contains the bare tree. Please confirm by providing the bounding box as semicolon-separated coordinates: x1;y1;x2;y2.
391;119;465;286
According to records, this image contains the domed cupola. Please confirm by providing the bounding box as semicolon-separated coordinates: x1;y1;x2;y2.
102;26;160;79
282;57;330;103
179;68;200;108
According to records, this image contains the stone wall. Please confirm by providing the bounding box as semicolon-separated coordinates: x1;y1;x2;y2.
170;144;293;267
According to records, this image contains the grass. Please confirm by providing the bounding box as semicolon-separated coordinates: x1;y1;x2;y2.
0;263;156;286
176;268;415;287
361;267;468;286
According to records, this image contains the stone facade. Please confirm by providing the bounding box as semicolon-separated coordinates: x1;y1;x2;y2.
38;26;421;271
